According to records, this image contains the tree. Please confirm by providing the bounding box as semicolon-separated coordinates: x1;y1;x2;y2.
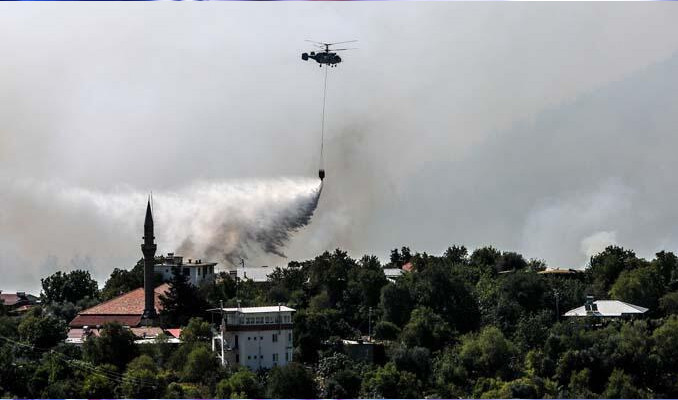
653;251;678;286
83;322;138;370
652;317;678;369
380;283;412;327
17;308;67;349
180;317;212;343
470;246;501;270
390;345;432;381
159;268;210;326
458;326;518;381
182;345;220;384
28;350;79;398
118;355;158;398
588;246;646;294
443;245;468;264
325;369;362;398
41;270;99;304
216;369;262;398
610;265;664;310
202;272;238;306
101;261;144;301
496;251;528;273
603;369;646;398
293;309;354;363
361;361;420;398
567;368;596;398
409;262;480;333
266;363;317;398
659;291;678;315
81;364;117;398
374;320;401;340
401;307;453;350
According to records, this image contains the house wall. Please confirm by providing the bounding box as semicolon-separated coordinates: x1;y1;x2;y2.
155;264;215;286
219;311;294;370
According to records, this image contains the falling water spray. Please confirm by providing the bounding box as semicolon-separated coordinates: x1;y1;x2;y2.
1;176;324;269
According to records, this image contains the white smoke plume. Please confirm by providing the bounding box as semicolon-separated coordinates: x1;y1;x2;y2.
0;177;323;280
581;231;618;261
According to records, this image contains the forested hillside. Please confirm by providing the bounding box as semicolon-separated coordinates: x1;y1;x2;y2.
2;244;678;398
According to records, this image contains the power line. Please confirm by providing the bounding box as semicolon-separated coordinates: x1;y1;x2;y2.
0;334;157;387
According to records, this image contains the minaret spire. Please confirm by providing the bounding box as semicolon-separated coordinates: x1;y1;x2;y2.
141;197;157;324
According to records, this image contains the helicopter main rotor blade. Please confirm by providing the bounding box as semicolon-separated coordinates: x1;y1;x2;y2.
333;48;357;51
305;40;326;45
327;40;358;46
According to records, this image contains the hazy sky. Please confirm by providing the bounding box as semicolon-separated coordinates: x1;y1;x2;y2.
2;3;678;293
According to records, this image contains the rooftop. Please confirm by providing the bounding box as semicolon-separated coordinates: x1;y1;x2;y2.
70;283;170;328
538;267;583;275
0;292;38;307
564;300;649;317
157;253;216;267
209;306;296;314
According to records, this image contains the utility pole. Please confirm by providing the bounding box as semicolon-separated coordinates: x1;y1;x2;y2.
220;300;225;366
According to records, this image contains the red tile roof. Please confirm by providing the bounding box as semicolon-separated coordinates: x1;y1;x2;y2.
166;328;182;339
70;314;142;328
0;293;25;307
80;283;170;315
401;262;414;272
69;283;170;328
130;327;164;338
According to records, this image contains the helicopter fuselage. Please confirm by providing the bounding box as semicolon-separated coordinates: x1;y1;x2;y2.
302;51;342;66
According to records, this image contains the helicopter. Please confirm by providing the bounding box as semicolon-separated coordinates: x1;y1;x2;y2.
302;40;356;67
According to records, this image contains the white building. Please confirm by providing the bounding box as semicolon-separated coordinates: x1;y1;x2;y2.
155;253;217;286
211;305;295;370
564;296;649;317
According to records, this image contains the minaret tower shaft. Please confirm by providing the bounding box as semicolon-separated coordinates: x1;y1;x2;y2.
141;199;157;323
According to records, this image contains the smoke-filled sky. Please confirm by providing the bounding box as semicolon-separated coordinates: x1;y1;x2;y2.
2;3;678;293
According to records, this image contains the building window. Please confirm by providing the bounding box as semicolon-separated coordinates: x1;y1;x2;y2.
183;267;190;276
254;336;257;341
235;335;238;347
236;354;239;363
285;352;289;362
248;356;251;360
272;334;278;343
273;353;278;361
255;317;263;324
288;333;292;342
248;337;250;341
260;336;263;340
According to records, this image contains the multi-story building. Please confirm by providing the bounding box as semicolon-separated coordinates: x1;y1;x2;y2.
212;305;295;370
155;252;217;287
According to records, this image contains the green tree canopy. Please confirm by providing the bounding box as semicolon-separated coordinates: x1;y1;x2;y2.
17;308;67;349
216;369;262;398
609;265;664;310
41;270;99;304
266;363;317;398
159;268;210;326
100;261;144;301
83;322;138;370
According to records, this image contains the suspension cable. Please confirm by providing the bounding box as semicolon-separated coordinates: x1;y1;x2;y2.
320;64;329;169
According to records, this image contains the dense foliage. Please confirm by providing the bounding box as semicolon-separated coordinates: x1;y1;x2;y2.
3;244;678;398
